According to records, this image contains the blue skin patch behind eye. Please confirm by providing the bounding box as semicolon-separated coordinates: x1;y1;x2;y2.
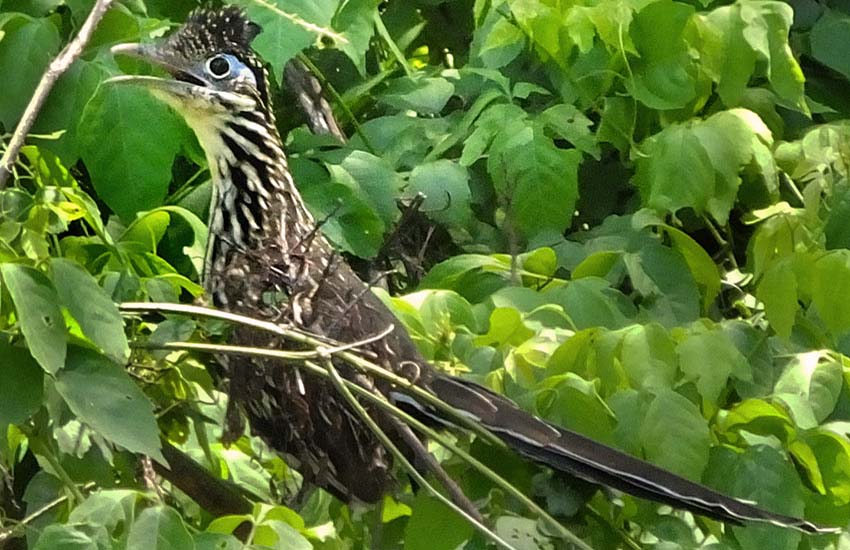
204;54;257;87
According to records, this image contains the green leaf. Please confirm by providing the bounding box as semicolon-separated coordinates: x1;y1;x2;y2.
32;524;101;550
0;14;61;128
69;490;139;533
640;389;710;480
477;17;525;68
294;157;385;258
78;85;187;220
699;1;804;111
677;323;749;404
33;59;109;163
195;533;243;550
333;0;377;73
627;0;697;110
634;109;773;224
704;445;805;550
811;251;850;337
658;224;721;309
493;516;553;550
407;160;473;228
0;341;44;428
55;347;163;461
126;506;194;550
474;307;534;348
235;0;338;79
1;263;66;373
404;493;474;550
252;520;311;550
487;119;582;239
382;76;455;114
623;244;700;324
50;258;129;363
323;149;404;226
774;353;843;427
619;323;677;391
719;399;796;444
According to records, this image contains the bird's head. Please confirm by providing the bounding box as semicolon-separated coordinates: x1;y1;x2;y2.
109;6;270;119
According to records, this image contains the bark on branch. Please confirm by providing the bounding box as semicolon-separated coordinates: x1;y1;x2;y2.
0;0;115;188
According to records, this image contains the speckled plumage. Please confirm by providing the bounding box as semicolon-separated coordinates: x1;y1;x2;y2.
115;7;837;533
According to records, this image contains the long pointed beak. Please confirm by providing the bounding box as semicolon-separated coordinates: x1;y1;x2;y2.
106;42;205;98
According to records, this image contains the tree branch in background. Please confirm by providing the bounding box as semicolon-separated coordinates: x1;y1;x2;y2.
0;0;115;188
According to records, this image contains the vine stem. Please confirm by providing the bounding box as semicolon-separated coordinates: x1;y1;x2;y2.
120;302;504;448
135;338;596;550
0;0;116;188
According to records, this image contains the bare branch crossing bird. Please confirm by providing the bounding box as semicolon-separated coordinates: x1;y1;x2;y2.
109;7;837;535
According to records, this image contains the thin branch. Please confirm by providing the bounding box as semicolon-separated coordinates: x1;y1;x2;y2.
389;417;484;523
319;357;515;550
0;0;116;188
0;483;95;544
120;302;504;448
141;339;595;550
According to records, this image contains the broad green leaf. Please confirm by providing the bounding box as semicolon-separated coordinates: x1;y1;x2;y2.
1;263;66;373
323;149;404;226
474;307;534;347
50;258;129;363
774;352;843;427
634;109;773;224
477;16;525;68
32;59;109;163
698;0;805;111
537;372;616;442
78;85;187;220
658;224;721;309
235;0;338;79
719;399;796;444
404;493;474;550
704;446;805;550
252;520;311;550
757;258;797;339
55;347;163;461
0;341;44;428
194;533;242;550
802;430;850;506
623;244;700;324
493;516;553;550
32;524;101;550
538;103;599;158
547;278;633;330
407;160;473;228
487;119;582;239
0;14;61;128
620;323;677;391
381;76;455;114
627;0;698;110
640;389;710;480
811;251;850;337
677;324;749;405
69;490;139;533
295;158;385;258
332;0;377;73
126;506;194;550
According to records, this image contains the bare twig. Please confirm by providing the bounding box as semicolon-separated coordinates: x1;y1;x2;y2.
138;338;595;550
120;301;504;448
0;0;116;188
389;417;484;523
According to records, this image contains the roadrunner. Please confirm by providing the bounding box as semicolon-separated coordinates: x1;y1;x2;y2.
110;6;835;534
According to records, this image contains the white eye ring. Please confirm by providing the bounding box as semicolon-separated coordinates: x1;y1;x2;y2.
206;55;231;79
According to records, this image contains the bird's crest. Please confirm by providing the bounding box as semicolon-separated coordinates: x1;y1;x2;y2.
164;6;262;59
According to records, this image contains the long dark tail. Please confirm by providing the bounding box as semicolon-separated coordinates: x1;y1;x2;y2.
414;375;836;534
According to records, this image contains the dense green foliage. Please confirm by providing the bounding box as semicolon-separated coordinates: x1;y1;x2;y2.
1;0;850;548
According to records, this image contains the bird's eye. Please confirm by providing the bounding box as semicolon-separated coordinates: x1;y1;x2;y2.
206;55;231;79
